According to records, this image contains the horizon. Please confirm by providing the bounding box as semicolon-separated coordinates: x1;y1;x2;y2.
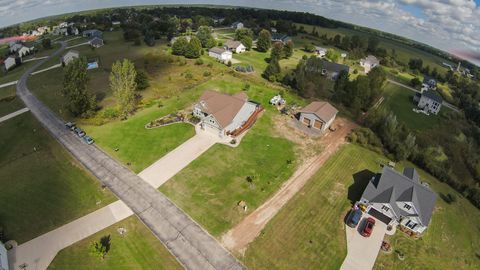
1;1;480;66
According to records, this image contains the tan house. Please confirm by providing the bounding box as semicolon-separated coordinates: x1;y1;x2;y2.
298;101;338;132
193;90;262;137
224;40;246;53
61;50;79;66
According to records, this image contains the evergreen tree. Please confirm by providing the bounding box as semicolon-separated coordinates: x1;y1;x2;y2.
110;59;138;118
185;36;202;58
257;29;272;52
62;57;96;117
263;57;281;81
172;37;188;56
283;40;294;58
135;70;150;91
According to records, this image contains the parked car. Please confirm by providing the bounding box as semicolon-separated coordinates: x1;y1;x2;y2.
346;208;363;228
83;135;94;145
74;127;86;137
65;122;75;129
361;217;376;237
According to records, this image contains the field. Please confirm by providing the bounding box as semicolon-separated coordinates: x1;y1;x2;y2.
242;144;480;270
294;23;453;76
381;83;448;131
0;95;24;116
0;113;115;243
48;216;183;270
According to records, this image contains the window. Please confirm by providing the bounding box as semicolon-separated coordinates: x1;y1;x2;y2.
403;204;411;210
381;205;389;212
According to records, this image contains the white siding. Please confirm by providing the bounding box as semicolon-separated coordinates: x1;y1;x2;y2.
0;243;8;270
224;102;257;132
418;96;441;114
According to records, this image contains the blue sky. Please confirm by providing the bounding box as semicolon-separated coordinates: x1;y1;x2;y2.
0;0;479;64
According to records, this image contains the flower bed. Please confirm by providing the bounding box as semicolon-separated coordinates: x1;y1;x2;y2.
145;113;185;129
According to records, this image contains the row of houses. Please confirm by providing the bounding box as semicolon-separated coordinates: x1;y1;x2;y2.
1;42;35;71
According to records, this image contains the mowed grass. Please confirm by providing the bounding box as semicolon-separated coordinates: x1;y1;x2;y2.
0;96;24;116
48;216;183;270
0;113;115;243
157;76;305;236
243;144;480;269
294;23;452;75
381;83;447;131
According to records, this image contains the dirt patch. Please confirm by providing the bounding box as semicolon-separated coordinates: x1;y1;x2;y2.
221;117;358;253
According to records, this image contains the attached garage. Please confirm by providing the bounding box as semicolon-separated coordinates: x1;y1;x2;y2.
368;208;392;225
303;117;311;126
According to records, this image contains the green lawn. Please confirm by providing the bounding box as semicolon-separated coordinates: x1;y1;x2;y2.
0;96;24;116
155;76;306;236
381;83;447;131
48;216;183;270
0;85;16;101
0;113;115;243
243;144;480;270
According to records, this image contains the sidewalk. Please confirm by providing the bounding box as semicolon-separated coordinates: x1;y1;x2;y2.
0;108;29;123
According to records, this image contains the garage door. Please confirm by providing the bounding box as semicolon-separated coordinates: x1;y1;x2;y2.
303;117;311;126
314;120;323;129
368;208;392;225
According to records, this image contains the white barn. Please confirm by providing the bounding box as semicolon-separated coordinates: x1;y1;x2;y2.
208;47;232;63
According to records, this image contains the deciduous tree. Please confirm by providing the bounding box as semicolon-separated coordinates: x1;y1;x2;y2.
110;59;137;118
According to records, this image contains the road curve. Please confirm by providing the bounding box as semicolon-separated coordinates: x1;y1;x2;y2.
13;42;244;270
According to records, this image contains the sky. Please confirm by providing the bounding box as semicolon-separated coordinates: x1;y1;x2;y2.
1;0;480;64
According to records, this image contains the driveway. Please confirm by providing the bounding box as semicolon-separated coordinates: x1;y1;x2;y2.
11;41;244;270
139;132;217;188
340;215;387;270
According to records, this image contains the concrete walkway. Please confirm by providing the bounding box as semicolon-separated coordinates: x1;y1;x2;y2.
0;108;29;123
340;215;387;270
30;64;61;75
22;56;48;63
66;42;89;49
11;41;244;270
0;81;18;89
9;201;133;270
139;133;217;188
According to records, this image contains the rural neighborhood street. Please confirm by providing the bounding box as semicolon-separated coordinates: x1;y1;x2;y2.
222;118;357;252
340;215;387;270
10;42;244;270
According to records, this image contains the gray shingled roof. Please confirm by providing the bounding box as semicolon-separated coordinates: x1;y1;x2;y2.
209;47;227;54
321;60;350;74
362;167;437;226
422;90;443;103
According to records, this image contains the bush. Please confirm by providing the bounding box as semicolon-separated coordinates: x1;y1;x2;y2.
195;58;204;65
227;60;232;67
203;71;211;77
207;63;213;68
101;108;119;119
185;72;193;79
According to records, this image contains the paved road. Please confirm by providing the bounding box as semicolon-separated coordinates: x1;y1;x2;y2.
0;107;29;123
340;215;387;270
11;42;244;270
387;79;460;113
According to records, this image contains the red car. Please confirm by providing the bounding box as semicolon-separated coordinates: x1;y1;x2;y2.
361;217;376;237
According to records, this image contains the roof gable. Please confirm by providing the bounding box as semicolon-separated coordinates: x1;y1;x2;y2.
197;90;248;128
300;101;338;122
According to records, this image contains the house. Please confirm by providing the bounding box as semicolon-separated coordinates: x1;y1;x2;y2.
112;21;121;26
422;76;437;90
83;29;103;39
341;53;347;58
360;55;380;74
414;90;443;115
298;101;338;132
208;47;232;63
4;56;18;71
320;60;350;80
89;37;104;48
0;242;8;270
359;167;437;235
17;46;33;57
315;46;327;58
193;90;262;137
231;21;244;29
224;40;246;53
170;36;192;45
9;43;23;53
271;33;291;44
61;50;79;66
